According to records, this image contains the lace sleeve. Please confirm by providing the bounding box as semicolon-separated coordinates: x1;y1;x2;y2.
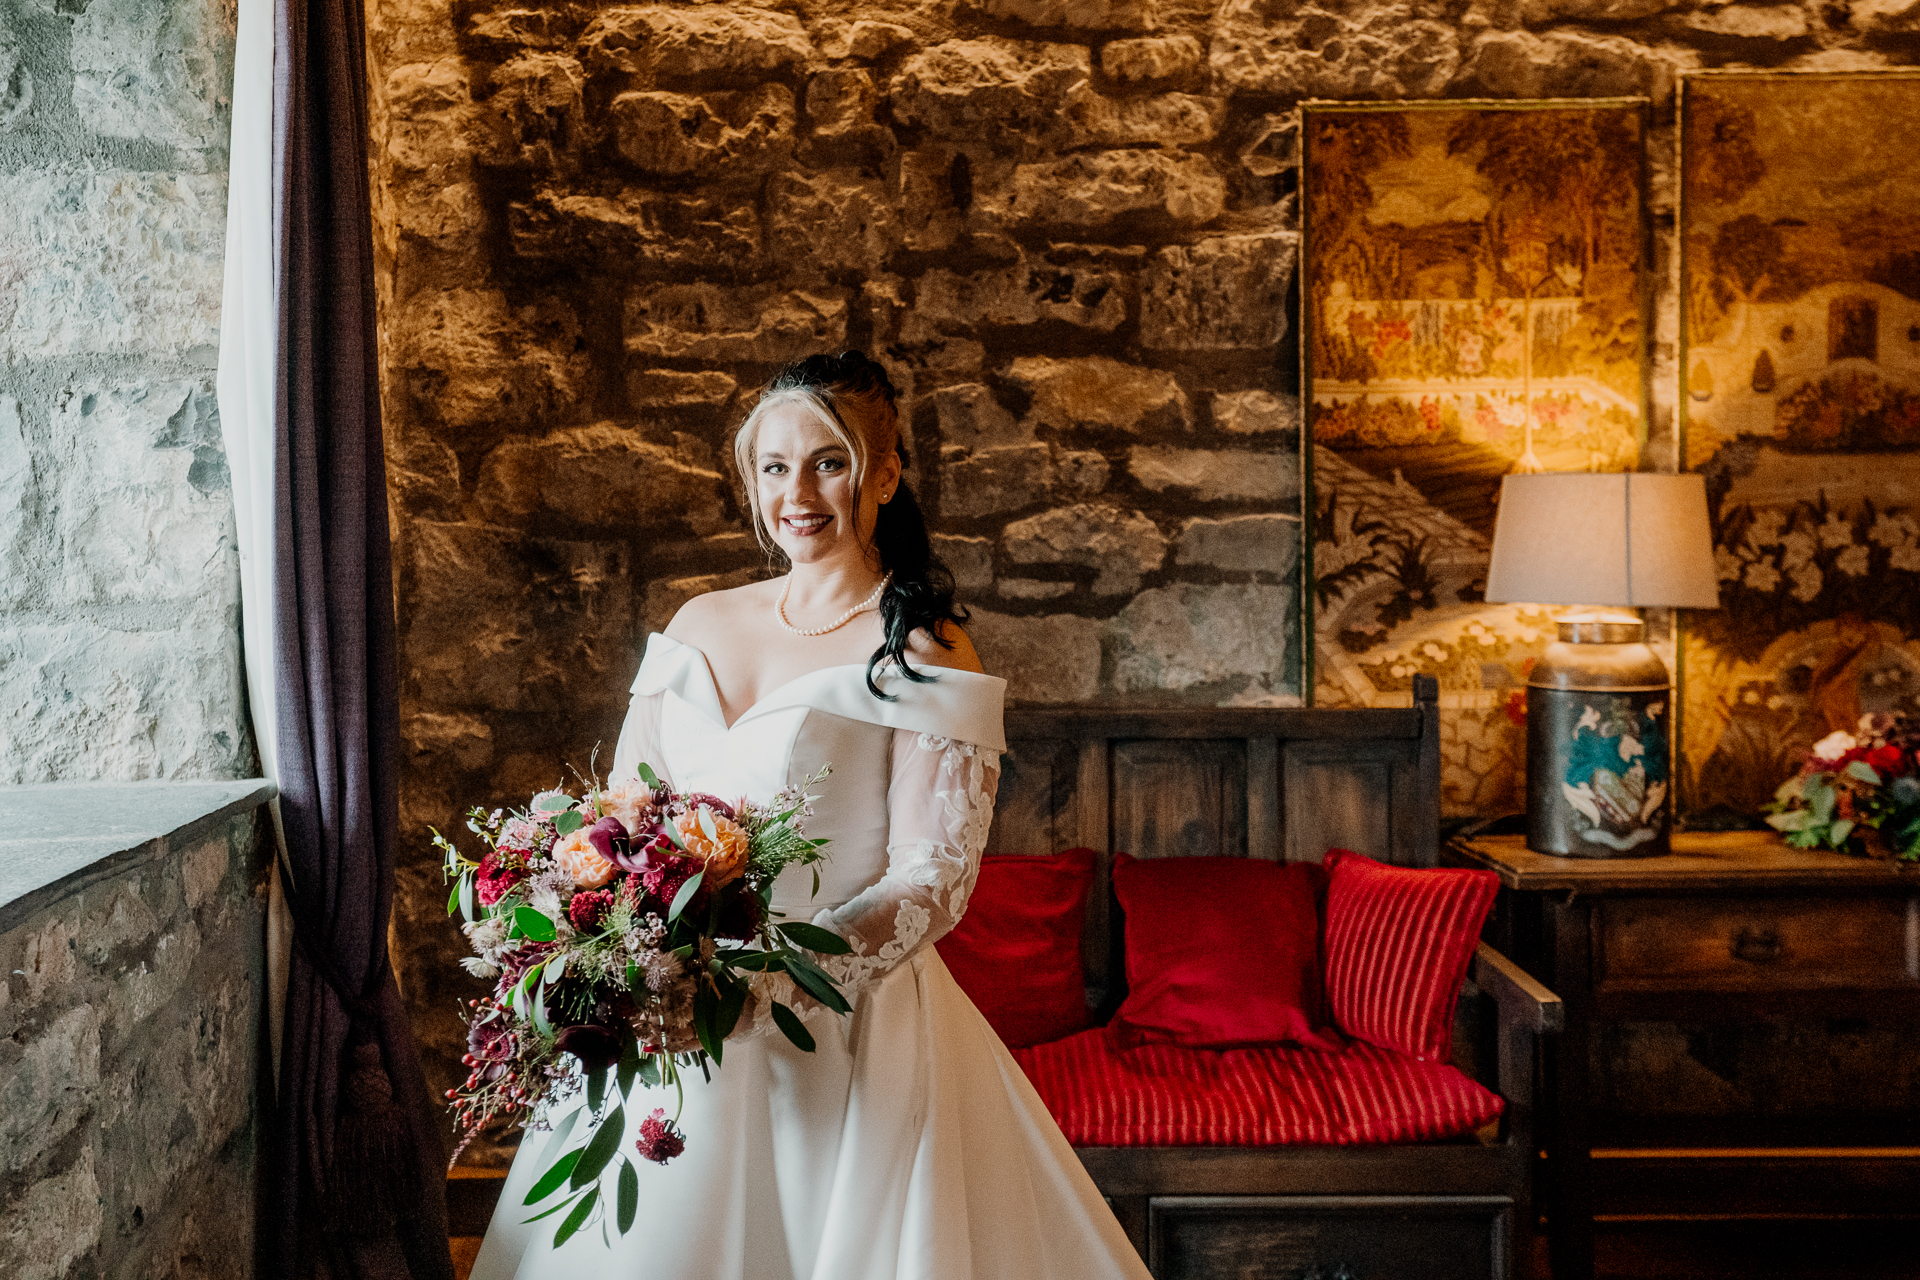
609;689;671;787
809;730;1001;999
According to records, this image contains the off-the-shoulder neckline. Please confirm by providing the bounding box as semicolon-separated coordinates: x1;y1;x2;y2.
633;633;1008;747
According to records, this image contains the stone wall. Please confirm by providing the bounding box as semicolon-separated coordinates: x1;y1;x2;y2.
366;0;1920;1152
0;801;271;1280
0;0;246;784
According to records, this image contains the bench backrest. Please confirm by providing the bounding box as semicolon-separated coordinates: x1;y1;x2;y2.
986;676;1441;1000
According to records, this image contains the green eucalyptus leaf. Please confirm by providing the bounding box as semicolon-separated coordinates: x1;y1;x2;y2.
694;982;722;1066
554;809;585;837
1844;759;1881;785
662;816;690;853
532;790;572;814
784;953;852;1015
638;1054;662;1088
522;1192;581;1225
617;1160;639;1234
770;1001;816;1053
586;1066;606;1116
1828;818;1855;847
1806;781;1836;823
667;872;703;924
447;881;461;918
553;1186;598;1247
571;1103;626;1190
715;980;748;1041
524;1148;583;1205
617;1036;640;1097
636;763;660;788
779;922;852;955
1766;809;1814;833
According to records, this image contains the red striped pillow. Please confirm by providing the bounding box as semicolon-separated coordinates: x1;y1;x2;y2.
1322;850;1498;1063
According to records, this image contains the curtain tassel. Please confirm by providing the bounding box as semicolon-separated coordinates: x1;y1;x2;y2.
321;1038;416;1236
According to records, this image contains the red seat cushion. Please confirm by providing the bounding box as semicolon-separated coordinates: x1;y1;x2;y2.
1322;850;1499;1063
1109;854;1341;1050
937;848;1096;1049
1012;1028;1504;1147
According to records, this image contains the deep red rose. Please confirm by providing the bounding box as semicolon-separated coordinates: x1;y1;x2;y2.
715;888;761;941
554;1023;622;1074
636;1108;686;1164
568;889;615;931
1867;744;1905;777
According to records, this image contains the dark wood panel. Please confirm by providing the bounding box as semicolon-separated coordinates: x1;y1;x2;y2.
1282;741;1394;866
1113;738;1249;861
1006;708;1427;742
988;736;1079;856
1076;1144;1515;1198
1149;1195;1510;1280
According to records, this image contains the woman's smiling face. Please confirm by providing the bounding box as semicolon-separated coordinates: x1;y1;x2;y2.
752;400;896;570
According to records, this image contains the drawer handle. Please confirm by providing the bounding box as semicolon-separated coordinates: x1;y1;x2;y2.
1731;927;1783;964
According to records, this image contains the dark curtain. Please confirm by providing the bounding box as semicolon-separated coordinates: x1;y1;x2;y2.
263;0;452;1268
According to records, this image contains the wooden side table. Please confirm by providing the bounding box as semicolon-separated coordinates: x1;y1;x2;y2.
1445;832;1920;1280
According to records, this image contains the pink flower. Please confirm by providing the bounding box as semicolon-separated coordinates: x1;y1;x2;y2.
636;1109;686;1164
497;817;539;854
475;852;526;908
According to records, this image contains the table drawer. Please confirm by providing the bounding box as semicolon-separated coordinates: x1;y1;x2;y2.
1148;1195;1508;1280
1595;894;1916;990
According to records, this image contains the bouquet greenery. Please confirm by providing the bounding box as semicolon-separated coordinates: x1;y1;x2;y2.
1766;714;1920;863
436;761;851;1246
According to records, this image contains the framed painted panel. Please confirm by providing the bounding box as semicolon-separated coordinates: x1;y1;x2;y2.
1678;71;1920;821
1302;99;1651;818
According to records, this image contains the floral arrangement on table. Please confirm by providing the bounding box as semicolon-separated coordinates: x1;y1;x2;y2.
1766;713;1920;863
436;762;850;1246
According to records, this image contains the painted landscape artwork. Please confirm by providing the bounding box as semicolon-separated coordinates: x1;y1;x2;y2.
1680;72;1920;820
1304;101;1647;816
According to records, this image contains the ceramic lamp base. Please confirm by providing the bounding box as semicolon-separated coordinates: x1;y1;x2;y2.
1524;616;1673;859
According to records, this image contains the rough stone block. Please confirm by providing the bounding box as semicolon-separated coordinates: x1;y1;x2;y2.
933;533;994;596
1212;390;1300;436
399;289;591;436
1456;30;1669;100
1516;0;1679;18
0;1146;103;1280
1176;514;1301;577
627;369;738;411
480;54;585;170
1001;579;1075;599
579;5;811;77
768;171;900;273
0;1003;100;1152
1210;1;1461;97
805;69;877;138
916;254;1128;332
403;711;495;771
977;0;1156;29
181;836;229;910
465;7;579;48
1100;34;1204;81
940;443;1054;518
930;383;1026;452
0;170;225;359
1005;357;1188;434
385;61;477;175
817;19;916;60
1062;89;1224;147
1128;446;1299;501
1238;114;1297;176
1004;151;1225;228
509;189;761;271
406;522;633;713
968;610;1103;703
891;39;1089;135
625;284;847;362
0;399;27;576
610;85;794;175
399;181;486;255
1005;503;1166;594
1108;583;1293;693
896;150;968;253
69;0;224;150
1141;232;1296;350
474;424;729;534
1056;449;1110;497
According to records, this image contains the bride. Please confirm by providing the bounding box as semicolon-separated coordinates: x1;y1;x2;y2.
471;352;1150;1279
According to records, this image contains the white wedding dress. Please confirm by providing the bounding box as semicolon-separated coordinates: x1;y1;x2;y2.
472;633;1150;1280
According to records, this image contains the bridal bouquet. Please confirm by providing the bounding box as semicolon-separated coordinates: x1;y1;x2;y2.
1767;713;1920;863
436;761;852;1245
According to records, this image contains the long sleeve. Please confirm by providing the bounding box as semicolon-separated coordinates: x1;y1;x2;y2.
609;688;671;787
808;730;1001;998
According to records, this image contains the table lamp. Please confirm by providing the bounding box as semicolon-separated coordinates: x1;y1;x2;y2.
1484;473;1721;858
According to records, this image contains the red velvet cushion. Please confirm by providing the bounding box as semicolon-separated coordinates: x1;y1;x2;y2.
1109;854;1341;1050
936;848;1095;1049
1013;1029;1504;1146
1322;850;1499;1063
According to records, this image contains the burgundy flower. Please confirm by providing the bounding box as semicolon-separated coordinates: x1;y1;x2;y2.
568;889;615;931
475;852;527;908
641;852;701;911
554;1023;623;1074
635;1108;686;1164
681;794;736;821
715;888;761;942
585;815;629;862
464;1010;516;1082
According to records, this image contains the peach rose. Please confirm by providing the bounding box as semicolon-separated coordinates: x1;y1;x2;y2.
680;806;749;891
600;778;656;838
552;826;617;889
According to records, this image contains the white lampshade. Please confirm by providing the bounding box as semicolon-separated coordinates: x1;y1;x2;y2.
1484;473;1721;609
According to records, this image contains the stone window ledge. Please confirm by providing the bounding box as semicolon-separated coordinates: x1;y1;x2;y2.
0;779;276;935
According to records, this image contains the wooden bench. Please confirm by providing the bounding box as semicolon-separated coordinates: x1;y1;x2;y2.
992;678;1562;1280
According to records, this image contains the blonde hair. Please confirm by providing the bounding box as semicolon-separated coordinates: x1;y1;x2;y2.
731;382;901;559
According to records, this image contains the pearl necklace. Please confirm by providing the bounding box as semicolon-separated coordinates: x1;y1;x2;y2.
776;572;892;637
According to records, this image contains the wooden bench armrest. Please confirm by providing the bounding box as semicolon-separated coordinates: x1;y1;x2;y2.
1472;941;1563;1035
